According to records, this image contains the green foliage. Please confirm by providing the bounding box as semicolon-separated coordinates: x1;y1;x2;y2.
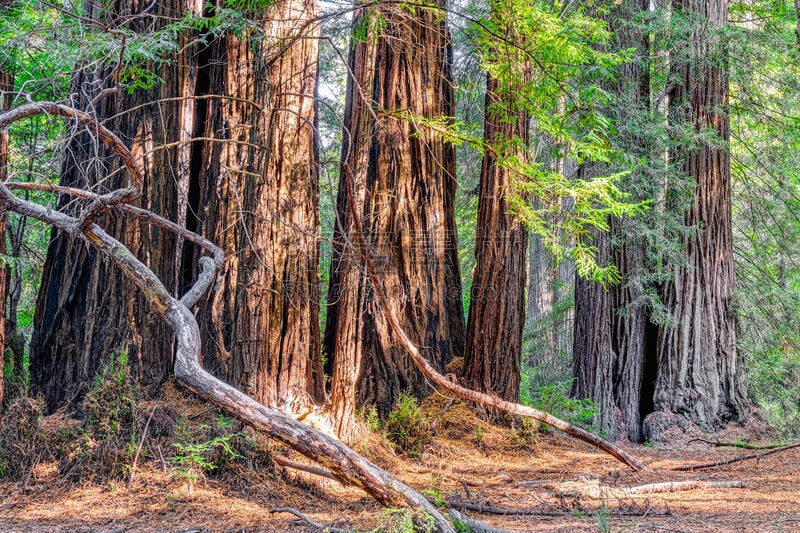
385;393;432;459
83;350;138;441
172;428;243;484
522;380;597;432
375;508;435;533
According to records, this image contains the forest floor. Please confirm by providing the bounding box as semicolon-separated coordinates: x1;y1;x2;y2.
1;388;799;532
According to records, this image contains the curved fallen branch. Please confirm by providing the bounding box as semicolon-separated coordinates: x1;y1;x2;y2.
342;165;644;471
667;442;800;471
688;438;789;450
0;104;455;532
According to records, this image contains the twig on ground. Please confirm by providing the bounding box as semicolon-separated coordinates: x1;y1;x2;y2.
274;456;339;481
270;507;351;532
668;443;800;471
128;406;156;487
688;438;790;450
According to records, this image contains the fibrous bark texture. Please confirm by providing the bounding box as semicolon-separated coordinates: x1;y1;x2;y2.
30;0;324;412
29;0;191;409
196;0;324;411
571;0;653;442
656;0;749;428
325;2;464;438
463;71;529;406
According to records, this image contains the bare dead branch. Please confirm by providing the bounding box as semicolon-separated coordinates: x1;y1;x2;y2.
274;455;339;481
270;507;351;533
341;164;644;472
667;442;800;471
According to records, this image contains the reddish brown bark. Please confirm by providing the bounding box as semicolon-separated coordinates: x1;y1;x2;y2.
29;0;192;409
31;0;324;412
656;0;749;427
325;2;464;439
197;0;324;410
463;72;528;406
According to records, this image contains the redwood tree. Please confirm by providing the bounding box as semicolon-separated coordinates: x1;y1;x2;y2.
196;0;325;410
655;0;749;428
325;2;464;438
463;66;529;404
30;0;325;411
571;0;653;442
29;0;190;407
573;0;750;439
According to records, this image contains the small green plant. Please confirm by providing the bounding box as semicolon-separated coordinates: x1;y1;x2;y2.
525;381;598;432
514;417;538;449
474;424;485;445
375;508;435;533
594;506;611;533
422;479;446;509
361;405;382;432
172;431;243;484
386;393;432;459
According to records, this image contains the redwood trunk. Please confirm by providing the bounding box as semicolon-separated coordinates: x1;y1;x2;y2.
30;0;324;411
29;0;196;409
656;0;749;427
571;0;653;442
463;72;528;406
325;2;464;437
197;0;324;410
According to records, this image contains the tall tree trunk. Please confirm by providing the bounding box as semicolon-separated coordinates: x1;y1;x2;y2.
30;0;325;412
325;2;464;439
0;29;10;408
655;0;749;428
571;0;653;442
197;0;324;411
28;0;197;410
463;70;529;406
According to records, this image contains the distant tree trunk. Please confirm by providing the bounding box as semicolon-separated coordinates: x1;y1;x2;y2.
197;0;324;411
463;70;528;406
325;2;464;439
656;0;749;427
571;0;653;442
0;43;10;409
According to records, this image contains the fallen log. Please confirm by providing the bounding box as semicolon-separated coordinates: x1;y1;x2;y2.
624;480;744;494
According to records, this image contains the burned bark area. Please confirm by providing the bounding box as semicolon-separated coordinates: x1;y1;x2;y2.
463;75;528;405
656;0;749;428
